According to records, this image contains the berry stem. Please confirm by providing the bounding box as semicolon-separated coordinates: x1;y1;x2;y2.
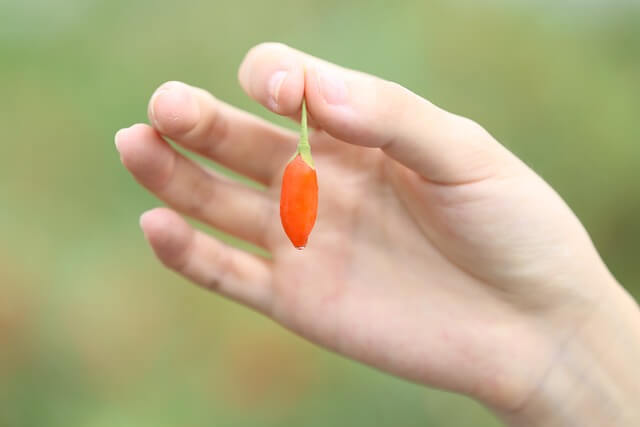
297;98;314;168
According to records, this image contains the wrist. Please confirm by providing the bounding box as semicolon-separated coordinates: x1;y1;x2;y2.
499;276;640;426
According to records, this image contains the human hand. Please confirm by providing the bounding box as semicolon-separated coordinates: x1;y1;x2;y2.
115;43;640;425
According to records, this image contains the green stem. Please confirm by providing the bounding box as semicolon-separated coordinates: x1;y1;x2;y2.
296;98;314;168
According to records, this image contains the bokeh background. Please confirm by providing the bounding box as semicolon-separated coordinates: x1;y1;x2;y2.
1;0;639;426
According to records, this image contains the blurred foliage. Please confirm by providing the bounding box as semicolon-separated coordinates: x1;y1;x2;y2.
1;0;639;426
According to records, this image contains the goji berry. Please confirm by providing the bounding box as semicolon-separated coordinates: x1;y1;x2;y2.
280;99;318;249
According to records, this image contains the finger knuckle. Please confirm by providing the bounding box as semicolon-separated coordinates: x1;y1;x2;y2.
188;172;218;219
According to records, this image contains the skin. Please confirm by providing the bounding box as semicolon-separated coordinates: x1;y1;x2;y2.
115;43;640;425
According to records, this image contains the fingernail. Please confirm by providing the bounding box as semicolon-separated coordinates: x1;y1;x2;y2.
316;67;348;105
148;87;170;126
114;127;127;152
139;210;152;230
268;70;288;110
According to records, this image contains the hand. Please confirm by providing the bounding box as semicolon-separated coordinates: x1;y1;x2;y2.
115;43;640;425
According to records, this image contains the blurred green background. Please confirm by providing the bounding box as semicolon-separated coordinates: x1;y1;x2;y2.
1;0;639;426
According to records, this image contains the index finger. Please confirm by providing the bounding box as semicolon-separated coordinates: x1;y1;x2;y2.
238;43;515;185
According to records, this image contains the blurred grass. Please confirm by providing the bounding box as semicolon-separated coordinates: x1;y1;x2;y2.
0;1;639;426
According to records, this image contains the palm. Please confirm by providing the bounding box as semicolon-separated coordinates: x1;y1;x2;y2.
262;129;596;403
261;130;508;397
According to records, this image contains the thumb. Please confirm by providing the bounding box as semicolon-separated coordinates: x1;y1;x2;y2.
238;42;516;184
